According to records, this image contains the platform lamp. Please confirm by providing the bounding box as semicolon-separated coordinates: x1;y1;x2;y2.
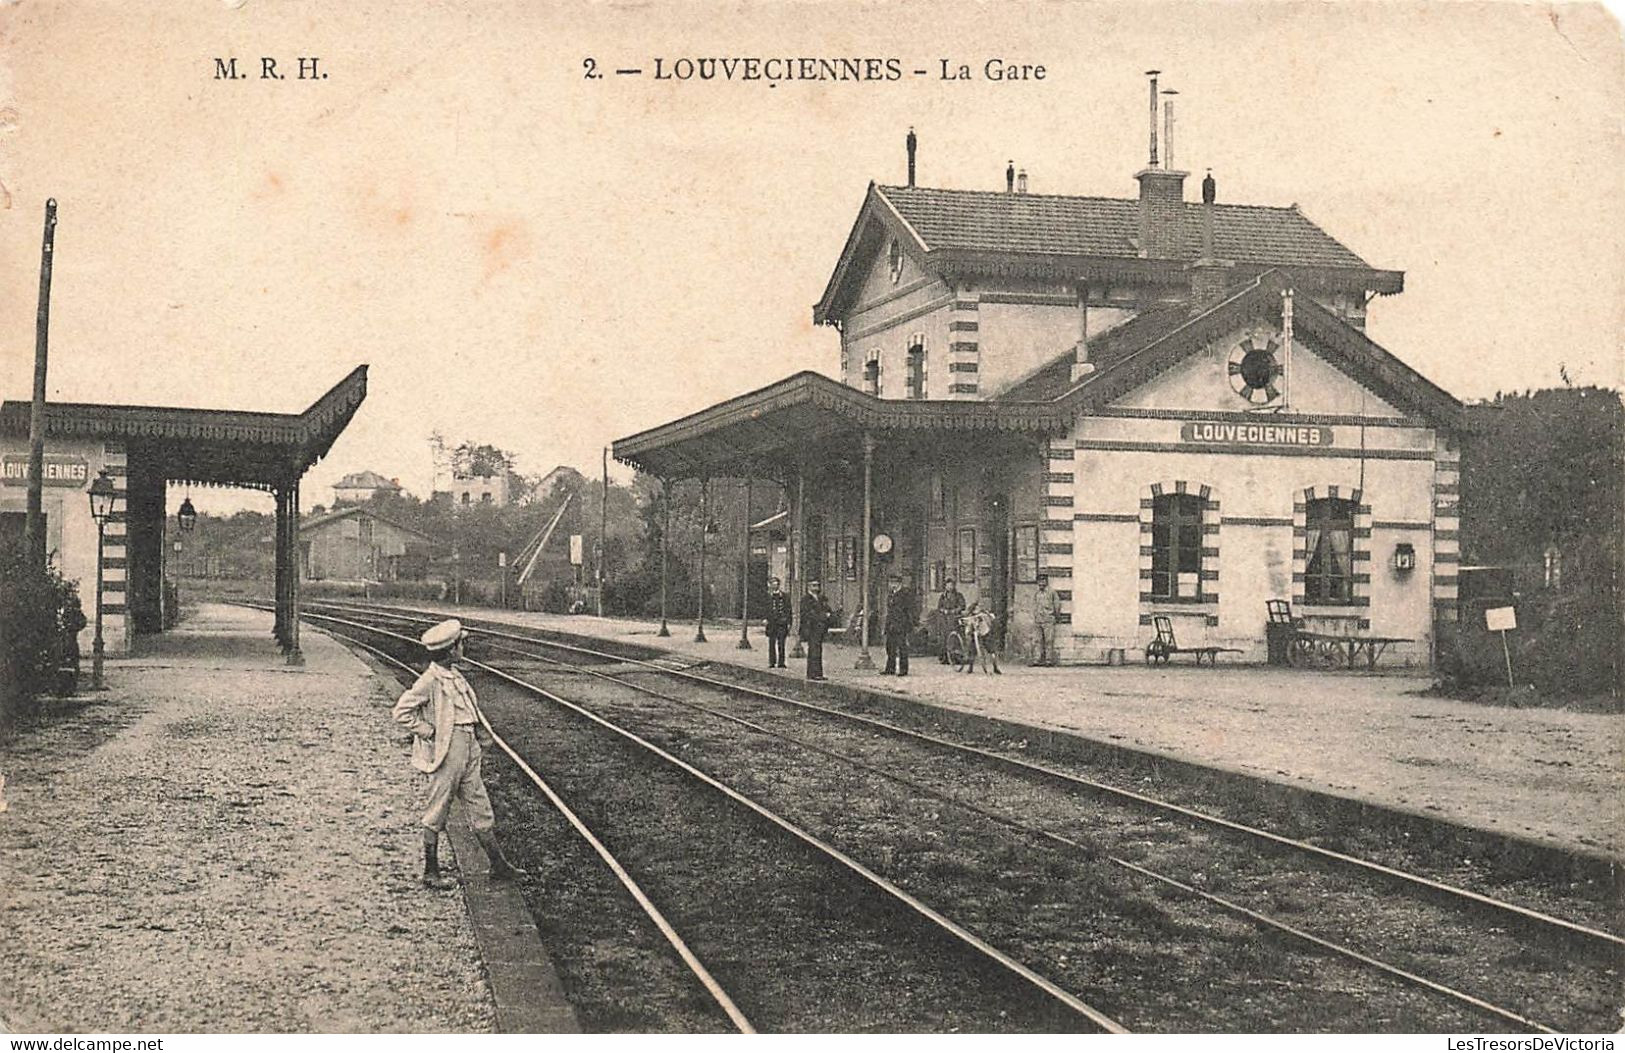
87;469;117;691
177;493;197;533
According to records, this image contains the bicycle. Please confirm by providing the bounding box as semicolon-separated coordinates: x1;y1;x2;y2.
950;610;1001;673
945;624;970;670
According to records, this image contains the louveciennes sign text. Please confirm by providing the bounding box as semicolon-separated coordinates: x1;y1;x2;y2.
1;455;91;487
1179;421;1333;448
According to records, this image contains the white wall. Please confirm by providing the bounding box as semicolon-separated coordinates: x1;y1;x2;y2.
0;436;130;655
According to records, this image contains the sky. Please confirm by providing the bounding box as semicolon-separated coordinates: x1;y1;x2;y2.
2;0;1621;514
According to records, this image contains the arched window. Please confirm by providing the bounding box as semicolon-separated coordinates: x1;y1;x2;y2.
1304;497;1357;603
863;354;881;396
906;342;925;399
1150;493;1203;599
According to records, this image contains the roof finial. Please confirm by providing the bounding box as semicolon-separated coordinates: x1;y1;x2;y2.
906;126;917;188
1006;160;1015;194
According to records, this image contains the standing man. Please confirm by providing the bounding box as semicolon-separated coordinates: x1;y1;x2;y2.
392;619;528;890
798;580;832;681
936;576;966;664
764;576;792;669
881;575;917;677
1032;575;1062;666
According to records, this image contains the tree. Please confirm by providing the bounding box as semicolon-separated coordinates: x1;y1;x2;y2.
451;442;514;479
1460;385;1622;695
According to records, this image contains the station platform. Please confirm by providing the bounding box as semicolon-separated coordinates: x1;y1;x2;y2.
404;603;1622;863
0;604;568;1033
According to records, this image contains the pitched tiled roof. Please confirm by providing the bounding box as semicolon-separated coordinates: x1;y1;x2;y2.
299;504;435;542
878;185;1371;269
334;469;401;491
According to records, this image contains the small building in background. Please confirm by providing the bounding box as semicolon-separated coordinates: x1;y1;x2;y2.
300;505;434;583
437;470;509;508
332;469;403;506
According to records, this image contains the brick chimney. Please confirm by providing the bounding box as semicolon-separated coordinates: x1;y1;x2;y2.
1135;70;1187;260
1186;168;1234;309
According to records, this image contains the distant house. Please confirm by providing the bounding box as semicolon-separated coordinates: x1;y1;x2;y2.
300;506;435;582
332;470;403;506
531;465;586;499
436;471;510;508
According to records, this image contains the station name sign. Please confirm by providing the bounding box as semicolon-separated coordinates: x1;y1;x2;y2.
1180;421;1334;448
1;454;91;487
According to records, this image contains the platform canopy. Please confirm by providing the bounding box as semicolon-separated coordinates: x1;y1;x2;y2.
0;365;368;491
2;365;367;665
612;371;1065;479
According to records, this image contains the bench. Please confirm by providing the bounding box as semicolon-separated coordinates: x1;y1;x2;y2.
1268;600;1411;670
1144;615;1242;666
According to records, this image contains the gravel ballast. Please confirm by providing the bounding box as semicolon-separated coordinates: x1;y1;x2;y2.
0;605;494;1033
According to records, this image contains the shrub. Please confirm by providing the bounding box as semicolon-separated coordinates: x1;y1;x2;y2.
1;541;86;726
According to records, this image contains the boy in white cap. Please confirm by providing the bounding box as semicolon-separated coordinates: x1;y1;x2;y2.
392;619;527;889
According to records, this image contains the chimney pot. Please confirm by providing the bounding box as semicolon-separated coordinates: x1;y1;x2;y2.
906;127;917;188
1017;169;1028;194
1146;70;1162;168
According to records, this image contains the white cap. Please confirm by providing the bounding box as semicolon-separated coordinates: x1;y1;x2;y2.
420;619;465;652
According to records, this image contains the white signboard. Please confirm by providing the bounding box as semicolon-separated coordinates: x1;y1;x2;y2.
1485;606;1517;632
569;534;584;566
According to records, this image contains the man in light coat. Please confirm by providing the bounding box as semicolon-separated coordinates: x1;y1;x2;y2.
393;619;527;890
1032;575;1063;666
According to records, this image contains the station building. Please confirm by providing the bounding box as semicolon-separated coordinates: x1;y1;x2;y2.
300;504;434;583
0;367;366;660
615;115;1465;668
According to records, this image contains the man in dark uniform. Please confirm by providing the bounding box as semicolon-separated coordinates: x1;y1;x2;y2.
881;575;917;676
798;580;832;681
936;576;966;663
764;576;792;668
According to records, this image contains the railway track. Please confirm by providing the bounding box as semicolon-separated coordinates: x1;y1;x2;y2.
276;600;1620;1031
271;603;1124;1032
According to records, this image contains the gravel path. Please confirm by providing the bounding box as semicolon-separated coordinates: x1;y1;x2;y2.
0;606;494;1033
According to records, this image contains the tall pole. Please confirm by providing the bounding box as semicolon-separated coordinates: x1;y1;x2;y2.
790;464;805;659
855;432;876;670
25;199;58;566
597;446;608;617
737;475;752;649
657;478;671;636
695;479;708;642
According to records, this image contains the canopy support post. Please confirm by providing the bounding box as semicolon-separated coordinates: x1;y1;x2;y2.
790;463;805;658
286;478;304;666
657;477;671;637
855;431;876;671
695;478;708;643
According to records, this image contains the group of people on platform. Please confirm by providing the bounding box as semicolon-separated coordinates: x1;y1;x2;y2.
755;570;1066;681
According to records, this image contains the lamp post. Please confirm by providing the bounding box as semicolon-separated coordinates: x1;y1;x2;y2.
87;469;115;690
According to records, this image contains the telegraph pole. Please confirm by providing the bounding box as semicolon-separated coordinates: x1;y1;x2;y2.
24;199;58;566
